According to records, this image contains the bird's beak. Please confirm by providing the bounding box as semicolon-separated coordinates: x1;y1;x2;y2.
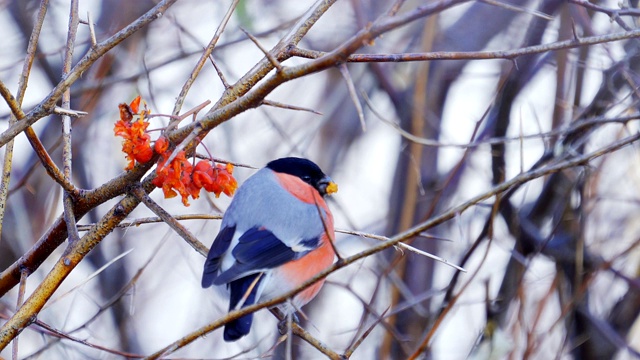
319;177;338;196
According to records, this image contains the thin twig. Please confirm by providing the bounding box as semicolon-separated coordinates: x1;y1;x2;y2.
240;27;283;71
569;0;640;16
270;308;344;360
478;0;554;20
0;81;25;120
313;195;342;261
24;127;77;193
130;186;209;256
171;0;239;116
15;316;145;358
45;249;133;309
62;0;81;243
338;64;366;131
0;0;50;249
209;55;231;89
262;99;323;115
569;0;633;30
364;92;640;148
343;307;390;358
160;124;203;168
337;228;466;271
288;27;640;62
76;213;223;231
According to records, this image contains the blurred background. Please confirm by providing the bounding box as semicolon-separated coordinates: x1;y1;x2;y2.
1;0;640;359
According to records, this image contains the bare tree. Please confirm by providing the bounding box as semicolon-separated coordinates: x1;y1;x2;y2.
1;0;640;359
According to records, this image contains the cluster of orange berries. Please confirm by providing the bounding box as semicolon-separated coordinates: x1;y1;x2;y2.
114;96;238;206
113;96;153;170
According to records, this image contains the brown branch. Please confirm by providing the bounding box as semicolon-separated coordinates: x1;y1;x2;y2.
289;27;640;62
0;81;25;120
313;195;342;262
170;0;477;145
11;270;28;360
1;0;637;356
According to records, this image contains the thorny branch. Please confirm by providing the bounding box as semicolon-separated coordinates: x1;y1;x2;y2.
289;27;640;62
61;0;80;244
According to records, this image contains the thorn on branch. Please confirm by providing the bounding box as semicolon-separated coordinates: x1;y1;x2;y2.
86;11;97;48
240;27;283;72
571;18;579;41
262;99;323;115
53;106;88;117
208;55;231;89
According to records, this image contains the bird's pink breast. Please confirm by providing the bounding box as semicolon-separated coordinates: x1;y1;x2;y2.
274;172;326;205
268;171;336;308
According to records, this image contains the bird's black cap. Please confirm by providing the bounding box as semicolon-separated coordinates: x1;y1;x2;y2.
266;157;338;196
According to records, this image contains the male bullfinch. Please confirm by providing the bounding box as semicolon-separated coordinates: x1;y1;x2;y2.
201;157;338;342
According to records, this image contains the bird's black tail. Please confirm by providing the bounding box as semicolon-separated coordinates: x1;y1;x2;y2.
224;273;263;342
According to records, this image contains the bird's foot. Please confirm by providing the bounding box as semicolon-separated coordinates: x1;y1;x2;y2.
277;312;300;335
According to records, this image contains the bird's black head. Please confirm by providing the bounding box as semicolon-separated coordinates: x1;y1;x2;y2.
267;157;338;196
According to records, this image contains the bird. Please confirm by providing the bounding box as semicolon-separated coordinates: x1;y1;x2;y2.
201;157;338;342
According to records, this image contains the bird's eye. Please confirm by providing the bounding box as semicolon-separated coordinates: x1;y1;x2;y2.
301;175;312;183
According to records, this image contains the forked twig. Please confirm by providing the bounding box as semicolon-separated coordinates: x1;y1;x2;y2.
131;186;209;256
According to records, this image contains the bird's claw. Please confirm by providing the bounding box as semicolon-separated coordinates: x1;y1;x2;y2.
278;313;300;335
